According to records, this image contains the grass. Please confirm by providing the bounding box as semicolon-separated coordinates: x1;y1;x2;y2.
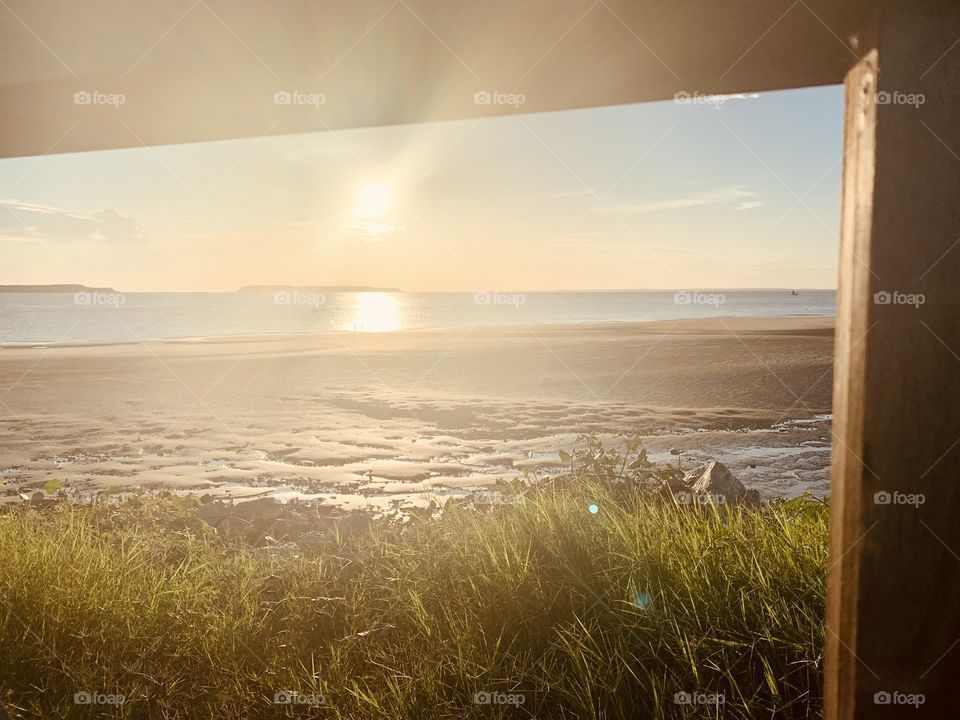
0;458;828;719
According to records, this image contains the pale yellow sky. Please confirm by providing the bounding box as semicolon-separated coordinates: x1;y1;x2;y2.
0;87;843;291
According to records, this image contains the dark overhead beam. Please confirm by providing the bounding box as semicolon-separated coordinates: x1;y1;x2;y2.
0;0;866;158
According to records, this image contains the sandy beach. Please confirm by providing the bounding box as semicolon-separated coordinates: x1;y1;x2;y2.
0;316;834;508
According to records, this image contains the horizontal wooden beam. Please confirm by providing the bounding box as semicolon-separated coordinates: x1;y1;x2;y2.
0;0;866;157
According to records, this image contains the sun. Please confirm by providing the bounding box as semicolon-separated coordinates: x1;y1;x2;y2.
355;182;392;218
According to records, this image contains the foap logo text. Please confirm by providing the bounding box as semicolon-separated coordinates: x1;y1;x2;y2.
473;690;526;706
874;690;925;708
473;90;526;108
874;490;925;508
873;290;925;308
73;90;126;107
74;691;125;706
673;690;725;705
273;90;326;108
474;291;526;308
273;691;324;705
674;291;725;308
274;291;325;308
74;291;125;308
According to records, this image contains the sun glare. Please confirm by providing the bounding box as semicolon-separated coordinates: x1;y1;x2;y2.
350;292;400;332
355;182;392;218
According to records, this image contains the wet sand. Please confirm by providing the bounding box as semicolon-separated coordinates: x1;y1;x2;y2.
0;316;835;507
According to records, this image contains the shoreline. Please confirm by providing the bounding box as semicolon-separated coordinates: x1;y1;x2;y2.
0;314;834;350
0;315;835;507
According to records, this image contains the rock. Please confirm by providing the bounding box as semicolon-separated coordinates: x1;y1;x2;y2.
742;488;762;507
687;461;747;505
197;500;231;523
335;513;371;535
661;473;688;493
197;497;281;526
233;497;281;522
297;532;327;548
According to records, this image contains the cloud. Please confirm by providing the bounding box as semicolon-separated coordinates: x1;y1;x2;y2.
713;92;761;104
548;189;596;199
0;198;148;242
278;219;407;242
340;221;407;241
90;208;149;242
547;230;607;245
735;200;766;211
645;245;701;255
594;186;759;215
750;258;836;272
279;220;336;231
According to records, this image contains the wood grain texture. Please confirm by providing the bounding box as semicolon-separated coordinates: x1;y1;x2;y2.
827;2;960;718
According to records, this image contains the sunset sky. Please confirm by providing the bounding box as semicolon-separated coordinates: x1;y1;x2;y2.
0;85;843;292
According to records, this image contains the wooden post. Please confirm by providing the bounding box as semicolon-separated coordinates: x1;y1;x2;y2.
827;2;960;718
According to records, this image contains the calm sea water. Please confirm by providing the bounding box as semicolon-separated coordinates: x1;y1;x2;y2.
0;290;836;344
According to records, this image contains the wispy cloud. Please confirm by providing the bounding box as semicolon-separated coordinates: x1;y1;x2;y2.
646;245;701;255
735;200;766;211
0;198;148;242
278;219;407;242
548;189;596;199
593;185;759;215
547;230;606;245
713;92;761;104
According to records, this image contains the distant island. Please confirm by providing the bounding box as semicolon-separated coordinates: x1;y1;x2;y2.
0;284;117;293
238;285;402;293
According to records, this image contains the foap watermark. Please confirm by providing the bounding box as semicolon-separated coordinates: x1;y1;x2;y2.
473;490;523;507
73;90;126;108
673;91;757;109
74;291;125;307
674;690;725;706
473;690;526;706
874;490;925;508
273;691;324;705
273;90;326;108
274;290;325;308
674;291;725;308
876;91;925;108
674;91;725;109
474;291;525;308
874;690;925;708
675;491;727;507
873;290;925;308
74;691;125;706
473;90;525;108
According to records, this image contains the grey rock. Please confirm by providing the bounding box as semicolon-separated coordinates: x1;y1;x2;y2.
335;513;371;535
297;532;327;548
197;501;231;523
687;461;747;505
662;473;688;493
233;497;281;522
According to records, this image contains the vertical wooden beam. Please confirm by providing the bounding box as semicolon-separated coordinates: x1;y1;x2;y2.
827;2;960;718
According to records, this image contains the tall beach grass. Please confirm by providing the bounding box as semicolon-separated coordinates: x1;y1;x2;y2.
0;471;827;718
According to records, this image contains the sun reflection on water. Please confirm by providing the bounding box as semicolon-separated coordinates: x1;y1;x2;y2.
350;292;401;332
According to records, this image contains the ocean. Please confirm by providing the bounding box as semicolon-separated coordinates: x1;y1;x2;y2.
0;289;836;344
